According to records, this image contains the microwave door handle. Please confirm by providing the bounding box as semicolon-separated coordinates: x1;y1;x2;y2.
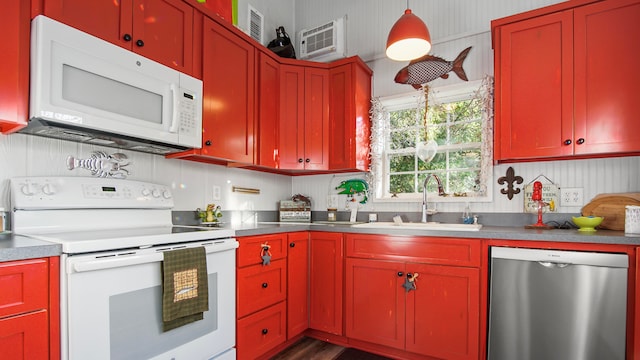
168;84;180;133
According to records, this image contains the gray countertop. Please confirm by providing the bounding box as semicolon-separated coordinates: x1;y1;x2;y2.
3;223;640;262
0;232;62;262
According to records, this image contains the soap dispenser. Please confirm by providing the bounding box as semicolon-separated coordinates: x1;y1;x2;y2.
462;203;473;224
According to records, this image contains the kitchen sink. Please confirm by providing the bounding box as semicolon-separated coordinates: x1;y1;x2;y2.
351;222;483;231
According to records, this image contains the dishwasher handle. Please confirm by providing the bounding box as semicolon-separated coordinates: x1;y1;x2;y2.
491;247;628;268
537;261;570;268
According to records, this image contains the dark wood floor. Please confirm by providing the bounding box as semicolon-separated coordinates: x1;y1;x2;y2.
270;337;345;360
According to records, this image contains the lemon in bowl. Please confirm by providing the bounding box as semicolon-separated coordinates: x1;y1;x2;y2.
572;216;604;232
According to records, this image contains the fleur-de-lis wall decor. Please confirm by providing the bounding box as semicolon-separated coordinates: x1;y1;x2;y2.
497;166;523;200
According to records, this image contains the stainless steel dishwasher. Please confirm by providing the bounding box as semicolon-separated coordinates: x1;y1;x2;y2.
488;247;628;360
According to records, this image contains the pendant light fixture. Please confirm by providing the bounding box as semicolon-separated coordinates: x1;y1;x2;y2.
386;0;431;61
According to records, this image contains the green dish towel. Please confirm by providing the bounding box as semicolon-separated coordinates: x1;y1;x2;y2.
162;246;209;332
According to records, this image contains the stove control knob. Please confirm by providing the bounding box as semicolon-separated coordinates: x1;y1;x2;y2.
42;183;56;195
141;188;151;197
152;189;161;198
21;183;37;196
162;190;172;199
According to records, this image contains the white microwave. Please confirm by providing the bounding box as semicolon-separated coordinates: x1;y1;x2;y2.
24;15;203;155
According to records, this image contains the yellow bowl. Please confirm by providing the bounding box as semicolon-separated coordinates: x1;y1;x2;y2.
572;216;604;232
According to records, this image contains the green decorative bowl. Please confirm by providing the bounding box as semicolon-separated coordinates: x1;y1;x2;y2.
572;216;604;232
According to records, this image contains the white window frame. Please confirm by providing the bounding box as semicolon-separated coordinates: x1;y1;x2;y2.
368;78;494;204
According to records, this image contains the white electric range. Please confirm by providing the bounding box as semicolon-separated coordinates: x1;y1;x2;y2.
10;176;238;360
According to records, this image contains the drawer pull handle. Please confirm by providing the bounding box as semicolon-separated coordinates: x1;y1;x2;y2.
262;328;269;335
262;282;268;288
397;271;404;277
290;242;295;247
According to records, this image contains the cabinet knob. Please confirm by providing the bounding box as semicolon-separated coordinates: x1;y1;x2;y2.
262;328;269;335
262;282;268;288
407;273;413;279
577;138;585;145
136;39;144;47
397;272;404;277
564;139;572;145
123;34;132;42
298;158;304;163
305;158;310;163
205;140;212;146
290;242;295;247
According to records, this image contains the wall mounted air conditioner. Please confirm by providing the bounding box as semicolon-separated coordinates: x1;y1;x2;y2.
298;17;346;62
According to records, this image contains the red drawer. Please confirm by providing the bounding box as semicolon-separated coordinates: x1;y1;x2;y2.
237;259;287;318
345;234;481;267
0;259;48;318
237;234;287;268
237;301;287;360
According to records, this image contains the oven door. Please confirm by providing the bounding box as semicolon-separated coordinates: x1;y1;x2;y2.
61;239;237;360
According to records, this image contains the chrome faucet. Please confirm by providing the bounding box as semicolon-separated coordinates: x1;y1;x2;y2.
421;174;445;223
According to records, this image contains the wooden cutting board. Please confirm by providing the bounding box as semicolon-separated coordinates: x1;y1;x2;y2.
581;193;640;230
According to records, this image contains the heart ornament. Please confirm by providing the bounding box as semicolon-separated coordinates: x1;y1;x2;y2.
417;140;438;163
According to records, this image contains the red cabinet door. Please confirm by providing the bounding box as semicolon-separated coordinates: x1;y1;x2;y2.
279;65;329;170
200;17;255;163
279;65;306;170
236;260;287;318
345;258;405;350
329;59;372;171
287;232;309;339
257;52;280;168
0;0;30;133
303;68;329;170
0;310;49;360
573;0;640;155
236;302;287;360
131;0;194;74
495;10;574;161
405;262;480;360
44;0;194;75
309;232;343;335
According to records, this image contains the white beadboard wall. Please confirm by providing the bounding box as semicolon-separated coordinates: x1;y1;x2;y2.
0;133;292;212
291;157;640;214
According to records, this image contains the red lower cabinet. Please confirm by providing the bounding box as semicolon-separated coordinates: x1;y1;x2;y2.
0;257;59;360
236;301;287;360
345;234;480;359
286;232;309;339
309;232;343;335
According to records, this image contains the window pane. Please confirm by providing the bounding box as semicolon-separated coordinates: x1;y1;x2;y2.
448;171;480;194
390;154;415;172
450;121;481;144
390;129;418;150
418;152;446;171
390;109;419;128
390;174;415;193
449;149;481;169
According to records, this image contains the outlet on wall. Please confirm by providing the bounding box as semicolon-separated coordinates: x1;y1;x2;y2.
213;185;221;200
560;187;584;207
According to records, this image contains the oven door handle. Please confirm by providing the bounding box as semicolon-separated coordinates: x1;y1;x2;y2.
71;240;238;273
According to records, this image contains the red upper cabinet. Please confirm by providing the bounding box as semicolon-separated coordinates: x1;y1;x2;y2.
279;64;329;171
329;57;372;171
44;0;195;75
573;0;640;155
493;0;640;162
257;51;280;168
0;0;30;134
494;10;574;160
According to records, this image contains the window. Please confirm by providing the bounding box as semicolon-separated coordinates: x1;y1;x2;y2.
368;76;493;202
